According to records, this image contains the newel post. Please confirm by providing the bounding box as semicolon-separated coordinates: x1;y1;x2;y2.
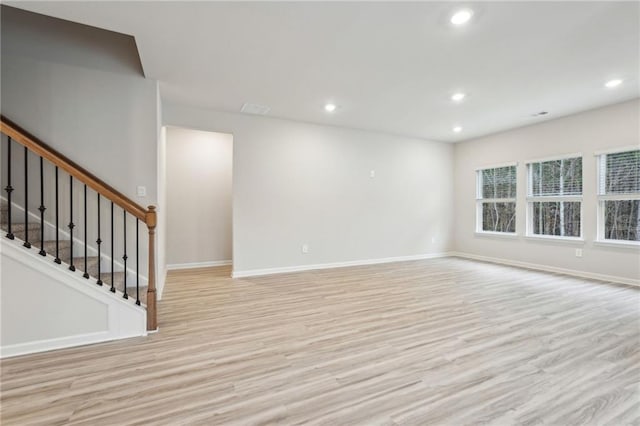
146;206;158;331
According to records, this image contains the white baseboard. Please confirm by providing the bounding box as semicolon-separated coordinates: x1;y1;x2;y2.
451;251;640;287
167;260;232;271
232;252;452;278
1;331;111;358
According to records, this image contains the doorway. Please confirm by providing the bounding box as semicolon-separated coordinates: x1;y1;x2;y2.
164;126;233;270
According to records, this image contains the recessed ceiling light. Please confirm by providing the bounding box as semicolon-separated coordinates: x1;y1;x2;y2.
605;79;623;88
451;9;473;26
453;126;463;133
324;103;337;112
451;92;466;102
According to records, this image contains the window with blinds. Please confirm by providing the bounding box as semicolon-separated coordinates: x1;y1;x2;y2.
476;165;516;233
527;156;582;238
597;149;640;242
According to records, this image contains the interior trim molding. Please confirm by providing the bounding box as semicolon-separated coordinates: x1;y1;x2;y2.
452;251;639;287
1;330;113;359
167;260;232;271
231;252;453;278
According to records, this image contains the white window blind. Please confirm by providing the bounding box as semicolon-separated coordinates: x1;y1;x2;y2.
599;149;640;195
477;165;516;233
597;149;640;242
530;157;582;196
527;156;582;238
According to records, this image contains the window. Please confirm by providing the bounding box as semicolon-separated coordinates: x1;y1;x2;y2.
527;156;582;238
476;165;517;233
597;149;640;243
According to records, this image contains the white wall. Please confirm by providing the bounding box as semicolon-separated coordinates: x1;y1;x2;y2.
164;103;454;275
1;238;146;358
165;126;233;266
454;99;640;284
157;125;167;297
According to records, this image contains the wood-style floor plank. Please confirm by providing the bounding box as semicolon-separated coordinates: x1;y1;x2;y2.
1;258;639;425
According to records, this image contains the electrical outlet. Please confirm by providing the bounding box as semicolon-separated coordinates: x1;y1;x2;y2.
370;170;376;178
137;186;147;197
302;244;309;254
575;248;583;258
431;237;436;243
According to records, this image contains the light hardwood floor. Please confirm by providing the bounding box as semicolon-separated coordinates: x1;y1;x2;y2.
1;258;639;425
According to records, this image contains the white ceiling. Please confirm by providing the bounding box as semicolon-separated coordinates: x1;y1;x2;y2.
9;1;640;142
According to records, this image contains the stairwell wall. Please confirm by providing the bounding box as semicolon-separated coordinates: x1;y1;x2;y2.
1;8;163;293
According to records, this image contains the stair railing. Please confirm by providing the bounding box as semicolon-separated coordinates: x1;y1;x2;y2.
0;116;157;330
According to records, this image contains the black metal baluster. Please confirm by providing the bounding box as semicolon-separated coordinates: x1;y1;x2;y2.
96;194;103;285
122;210;128;299
136;218;140;305
4;137;14;240
83;185;89;278
110;201;115;293
68;175;75;271
54;167;61;264
38;157;46;256
23;147;30;248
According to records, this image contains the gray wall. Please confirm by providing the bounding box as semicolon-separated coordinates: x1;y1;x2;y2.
1;7;162;290
164;103;455;274
454;99;640;283
1;57;158;204
165;126;233;266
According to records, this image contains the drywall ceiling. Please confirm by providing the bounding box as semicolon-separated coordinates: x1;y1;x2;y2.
8;2;639;142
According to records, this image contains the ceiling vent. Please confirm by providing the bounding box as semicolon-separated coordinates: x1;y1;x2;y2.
531;111;549;117
241;103;271;115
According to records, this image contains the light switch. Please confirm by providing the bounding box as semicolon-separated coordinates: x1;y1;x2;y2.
137;186;147;197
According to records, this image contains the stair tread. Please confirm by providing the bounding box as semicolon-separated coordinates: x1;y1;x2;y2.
2;222;41;231
1;185;145;307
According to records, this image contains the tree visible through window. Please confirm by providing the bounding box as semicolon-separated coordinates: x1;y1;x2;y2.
477;165;516;233
599;149;640;242
527;156;582;237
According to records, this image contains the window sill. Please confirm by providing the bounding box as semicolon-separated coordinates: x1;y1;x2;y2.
475;231;518;239
524;235;585;245
594;240;640;250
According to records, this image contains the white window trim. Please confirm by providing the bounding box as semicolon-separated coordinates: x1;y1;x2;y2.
524;152;582;166
596;147;640;245
525;154;583;239
593;239;640;249
593;145;640;156
475;166;517;234
524;234;584;244
474;161;518;172
474;231;518;239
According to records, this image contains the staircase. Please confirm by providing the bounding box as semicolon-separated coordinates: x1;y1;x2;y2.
1;201;146;296
1;116;157;331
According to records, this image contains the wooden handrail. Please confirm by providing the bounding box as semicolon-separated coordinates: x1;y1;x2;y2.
1;115;157;331
0;115;149;222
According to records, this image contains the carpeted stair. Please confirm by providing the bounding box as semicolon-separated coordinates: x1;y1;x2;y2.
1;201;146;300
